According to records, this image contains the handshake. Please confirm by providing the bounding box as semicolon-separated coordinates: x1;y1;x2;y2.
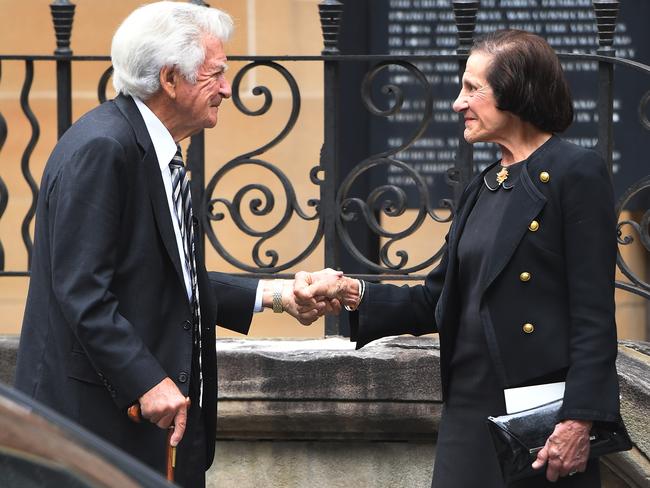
262;269;364;325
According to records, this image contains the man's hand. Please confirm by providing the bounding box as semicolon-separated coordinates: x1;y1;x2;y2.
138;377;190;447
294;268;360;311
261;277;342;325
531;419;592;481
282;278;342;325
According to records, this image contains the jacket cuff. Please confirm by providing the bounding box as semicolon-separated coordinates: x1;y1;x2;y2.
558;407;621;424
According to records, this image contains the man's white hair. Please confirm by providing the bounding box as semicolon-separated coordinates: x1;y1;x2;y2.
111;1;233;100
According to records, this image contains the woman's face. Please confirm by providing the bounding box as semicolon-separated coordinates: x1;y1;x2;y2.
452;52;512;144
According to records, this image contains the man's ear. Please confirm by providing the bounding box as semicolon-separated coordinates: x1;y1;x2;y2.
159;65;178;99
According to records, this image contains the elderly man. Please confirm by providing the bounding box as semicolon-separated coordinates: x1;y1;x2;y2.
14;2;329;486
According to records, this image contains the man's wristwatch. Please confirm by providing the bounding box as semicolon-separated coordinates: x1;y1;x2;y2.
272;280;284;313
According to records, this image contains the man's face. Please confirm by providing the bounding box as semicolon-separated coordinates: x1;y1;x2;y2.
174;36;231;135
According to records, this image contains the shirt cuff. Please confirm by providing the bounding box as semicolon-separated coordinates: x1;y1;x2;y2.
253;281;264;313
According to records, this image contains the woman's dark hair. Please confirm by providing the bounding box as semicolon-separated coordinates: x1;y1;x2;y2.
471;29;574;133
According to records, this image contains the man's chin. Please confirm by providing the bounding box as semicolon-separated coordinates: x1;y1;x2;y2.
205;116;219;128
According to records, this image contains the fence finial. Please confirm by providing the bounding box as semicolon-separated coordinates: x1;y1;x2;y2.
319;0;344;55
50;0;76;55
592;1;620;55
452;0;480;55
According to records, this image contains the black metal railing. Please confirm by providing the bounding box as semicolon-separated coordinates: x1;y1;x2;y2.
1;0;649;336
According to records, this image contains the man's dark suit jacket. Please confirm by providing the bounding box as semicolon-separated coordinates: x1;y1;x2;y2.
351;136;621;424
14;94;258;472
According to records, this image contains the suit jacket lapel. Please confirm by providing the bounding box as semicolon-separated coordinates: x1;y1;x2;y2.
113;95;186;289
479;164;547;294
143;150;187;289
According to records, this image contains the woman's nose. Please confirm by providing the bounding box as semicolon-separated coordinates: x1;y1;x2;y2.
452;93;468;113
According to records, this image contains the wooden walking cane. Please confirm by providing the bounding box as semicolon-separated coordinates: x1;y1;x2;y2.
127;404;176;482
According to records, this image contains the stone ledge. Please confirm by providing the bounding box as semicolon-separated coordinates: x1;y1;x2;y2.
217;399;440;441
216;337;441;401
0;335;18;385
215;336;442;440
602;448;650;488
617;341;650;458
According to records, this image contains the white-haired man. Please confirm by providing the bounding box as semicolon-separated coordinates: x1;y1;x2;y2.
14;2;331;485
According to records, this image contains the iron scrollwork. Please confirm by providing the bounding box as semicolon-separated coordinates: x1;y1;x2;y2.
336;60;453;273
613;59;650;300
0;61;7;270
97;65;114;104
616;175;650;300
203;60;322;272
20;60;40;269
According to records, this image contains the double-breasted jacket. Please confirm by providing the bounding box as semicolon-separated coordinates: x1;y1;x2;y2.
351;136;621;423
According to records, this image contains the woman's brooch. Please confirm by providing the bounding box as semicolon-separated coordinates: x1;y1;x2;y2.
496;167;509;185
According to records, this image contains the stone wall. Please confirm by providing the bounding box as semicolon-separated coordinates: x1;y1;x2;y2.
1;335;648;487
211;337;650;488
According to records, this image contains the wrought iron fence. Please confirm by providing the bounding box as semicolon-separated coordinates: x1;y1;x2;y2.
1;0;649;336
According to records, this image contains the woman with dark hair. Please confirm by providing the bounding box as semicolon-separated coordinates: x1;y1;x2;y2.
295;30;622;487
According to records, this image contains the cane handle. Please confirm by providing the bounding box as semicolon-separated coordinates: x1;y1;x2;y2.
127;404;142;423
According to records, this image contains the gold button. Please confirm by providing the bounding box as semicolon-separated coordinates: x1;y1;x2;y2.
519;272;531;282
528;220;539;232
539;171;550;183
523;323;535;334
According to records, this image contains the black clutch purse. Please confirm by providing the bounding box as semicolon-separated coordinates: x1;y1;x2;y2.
486;399;633;483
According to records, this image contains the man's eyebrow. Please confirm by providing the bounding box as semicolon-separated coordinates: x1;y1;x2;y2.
212;62;228;73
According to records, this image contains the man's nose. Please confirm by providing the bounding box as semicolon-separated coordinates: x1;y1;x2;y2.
220;77;232;99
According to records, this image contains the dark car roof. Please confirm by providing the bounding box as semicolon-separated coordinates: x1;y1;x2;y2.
0;382;173;488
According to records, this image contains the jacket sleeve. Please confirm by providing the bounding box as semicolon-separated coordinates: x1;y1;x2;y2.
207;272;257;335
50;137;167;409
558;150;621;423
350;241;448;349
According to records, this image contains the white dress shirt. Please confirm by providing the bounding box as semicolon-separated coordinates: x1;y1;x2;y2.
132;97;263;311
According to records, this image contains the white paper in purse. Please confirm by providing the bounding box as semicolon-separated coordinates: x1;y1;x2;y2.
503;381;565;414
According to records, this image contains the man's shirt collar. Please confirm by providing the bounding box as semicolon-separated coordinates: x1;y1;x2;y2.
132;96;177;173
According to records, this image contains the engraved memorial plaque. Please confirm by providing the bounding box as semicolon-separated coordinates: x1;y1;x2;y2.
366;0;649;205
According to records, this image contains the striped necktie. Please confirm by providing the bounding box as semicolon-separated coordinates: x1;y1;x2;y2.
169;145;202;404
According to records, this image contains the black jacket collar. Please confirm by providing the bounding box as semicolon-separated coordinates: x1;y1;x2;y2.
483;160;525;190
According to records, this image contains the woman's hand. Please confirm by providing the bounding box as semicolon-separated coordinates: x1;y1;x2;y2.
294;269;359;311
531;419;592;481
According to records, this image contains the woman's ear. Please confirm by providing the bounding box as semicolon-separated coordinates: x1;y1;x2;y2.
159;65;178;99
